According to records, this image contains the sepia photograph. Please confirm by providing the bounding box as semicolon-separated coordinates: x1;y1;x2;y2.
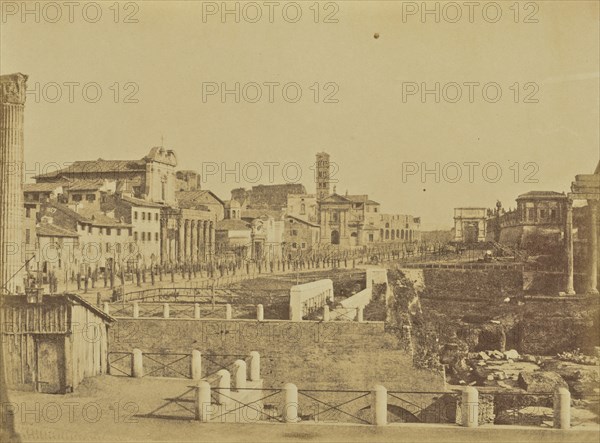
0;1;599;442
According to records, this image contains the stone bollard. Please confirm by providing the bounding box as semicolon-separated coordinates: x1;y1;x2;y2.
283;383;299;423
216;369;231;406
323;305;330;322
256;304;264;321
132;301;139;318
357;306;364;322
233;360;247;390
553;387;571;429
371;385;387;426
194;303;201;319
103;302;110;315
195;380;211;422
249;351;260;381
132;349;144;378
461;386;479;427
191;350;202;381
225;304;232;320
163;303;170;318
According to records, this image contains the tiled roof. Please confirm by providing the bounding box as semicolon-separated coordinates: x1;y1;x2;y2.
65;179;106;191
46;203;131;228
36;223;78;238
34;159;146;179
77;206;132;227
24;182;65;193
120;195;164;208
176;190;225;207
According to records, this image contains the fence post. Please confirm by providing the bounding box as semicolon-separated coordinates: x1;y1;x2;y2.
191;350;202;380
225;304;232;320
233;360;247;390
249;351;260;381
132;301;139;318
216;369;231;406
553;387;571;429
357;306;364;322
194;303;201;319
163;303;170;318
323;305;330;322
283;383;299;423
132;349;143;378
103;302;110;315
371;385;387;426
195;380;212;422
461;386;478;427
256;304;264;321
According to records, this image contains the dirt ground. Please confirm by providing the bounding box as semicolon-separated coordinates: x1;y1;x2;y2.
6;376;599;443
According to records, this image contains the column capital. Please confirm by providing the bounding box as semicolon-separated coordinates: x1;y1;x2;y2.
1;73;28;105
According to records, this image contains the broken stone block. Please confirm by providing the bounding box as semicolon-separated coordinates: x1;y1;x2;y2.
479;352;490;361
487;374;494;381
478;361;487;366
541;360;600;397
504;349;520;360
518;371;568;393
492;350;504;359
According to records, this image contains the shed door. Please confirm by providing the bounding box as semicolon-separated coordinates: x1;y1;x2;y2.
36;336;65;393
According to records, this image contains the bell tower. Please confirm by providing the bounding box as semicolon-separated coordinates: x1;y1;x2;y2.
316;152;330;201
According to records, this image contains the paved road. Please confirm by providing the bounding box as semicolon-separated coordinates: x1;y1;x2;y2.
8;380;599;443
13;419;600;443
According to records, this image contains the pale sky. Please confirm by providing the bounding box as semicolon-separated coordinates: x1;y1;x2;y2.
2;0;599;229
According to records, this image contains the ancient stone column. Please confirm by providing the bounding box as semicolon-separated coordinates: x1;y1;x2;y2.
565;198;576;295
178;217;184;263
589;200;599;295
0;73;27;295
190;220;197;262
203;221;209;259
195;222;201;261
209;222;216;257
160;215;168;264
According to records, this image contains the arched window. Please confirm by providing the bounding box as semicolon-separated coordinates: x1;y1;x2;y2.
300;204;306;214
396;229;400;238
391;230;395;240
380;229;384;239
401;229;405;240
385;230;389;240
385;222;390;228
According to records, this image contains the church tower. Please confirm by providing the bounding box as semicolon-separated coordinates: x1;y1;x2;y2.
316;152;330;201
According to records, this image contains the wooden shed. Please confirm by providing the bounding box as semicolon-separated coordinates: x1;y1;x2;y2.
1;293;115;393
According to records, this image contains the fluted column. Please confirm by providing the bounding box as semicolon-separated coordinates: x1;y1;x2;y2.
190;220;197;262
209;222;215;257
589;201;599;295
196;220;204;261
177;217;184;263
0;73;27;295
203;221;209;259
183;219;190;260
565;199;575;295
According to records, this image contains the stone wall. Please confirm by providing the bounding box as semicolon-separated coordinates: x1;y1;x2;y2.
108;318;445;391
408;268;523;299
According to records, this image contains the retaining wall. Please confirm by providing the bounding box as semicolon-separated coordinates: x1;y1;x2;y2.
108;318;444;391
